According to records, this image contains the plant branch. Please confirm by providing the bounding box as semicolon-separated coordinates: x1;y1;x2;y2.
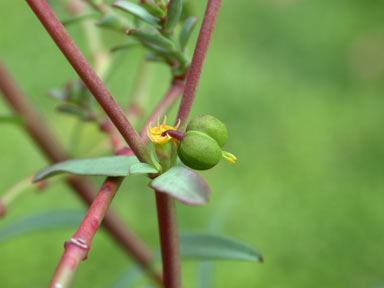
155;192;182;288
175;0;223;129
26;0;151;163
0;60;161;284
50;176;122;288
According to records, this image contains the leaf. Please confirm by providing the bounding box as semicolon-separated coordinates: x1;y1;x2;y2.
110;265;145;288
0;210;85;243
142;2;166;18
149;166;210;205
0;114;23;125
112;0;161;26
128;29;175;50
48;88;68;101
179;16;197;51
97;12;126;30
56;104;88;119
61;12;98;26
164;0;182;34
110;41;140;53
180;233;263;262
34;156;158;182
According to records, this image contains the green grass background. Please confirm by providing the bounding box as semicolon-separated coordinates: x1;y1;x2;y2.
1;0;384;287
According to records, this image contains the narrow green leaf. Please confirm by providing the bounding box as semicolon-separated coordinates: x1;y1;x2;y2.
47;88;68;101
0;210;85;243
56;104;87;119
97;12;126;30
112;0;161;26
142;1;166;18
164;0;182;34
180;233;263;262
149;166;210;205
111;265;144;288
0;114;23;125
110;41;139;53
128;29;175;50
179;16;197;50
61;12;98;26
34;156;158;182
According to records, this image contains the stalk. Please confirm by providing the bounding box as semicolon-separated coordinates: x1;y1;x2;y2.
154;1;223;286
175;0;223;129
26;0;151;163
50;177;122;288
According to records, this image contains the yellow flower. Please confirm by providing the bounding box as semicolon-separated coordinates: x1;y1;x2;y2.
147;116;180;145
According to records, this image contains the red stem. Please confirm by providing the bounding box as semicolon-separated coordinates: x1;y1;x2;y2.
0;60;162;284
26;0;151;163
153;1;223;285
175;0;223;129
50;177;122;288
155;192;182;288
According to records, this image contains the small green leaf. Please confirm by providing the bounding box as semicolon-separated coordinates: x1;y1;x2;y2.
180;233;263;262
34;156;158;182
149;166;210;205
56;104;88;119
61;12;98;26
142;1;166;18
128;29;175;50
97;12;127;30
48;88;68;101
179;16;197;51
164;0;182;34
0;210;85;243
112;0;161;26
110;41;139;53
0;114;23;125
110;265;145;288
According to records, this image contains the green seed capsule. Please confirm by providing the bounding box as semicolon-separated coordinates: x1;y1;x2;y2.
178;131;222;170
186;114;228;147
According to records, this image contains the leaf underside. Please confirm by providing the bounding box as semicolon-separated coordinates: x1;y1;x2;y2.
180;233;263;262
34;156;158;181
150;166;210;205
0;210;85;243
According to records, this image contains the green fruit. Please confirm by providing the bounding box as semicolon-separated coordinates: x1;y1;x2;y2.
186;115;228;147
178;131;222;170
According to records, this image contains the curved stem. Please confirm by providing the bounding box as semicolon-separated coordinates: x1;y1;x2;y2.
26;0;151;163
175;0;223;129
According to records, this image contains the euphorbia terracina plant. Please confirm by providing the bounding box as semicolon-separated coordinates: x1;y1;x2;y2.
0;0;262;287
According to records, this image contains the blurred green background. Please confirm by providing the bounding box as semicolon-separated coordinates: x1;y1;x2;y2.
1;0;384;287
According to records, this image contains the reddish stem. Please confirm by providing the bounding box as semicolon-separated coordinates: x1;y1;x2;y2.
139;79;185;143
155;192;182;288
153;1;223;286
0;60;161;284
50;177;122;288
26;0;151;163
175;0;223;129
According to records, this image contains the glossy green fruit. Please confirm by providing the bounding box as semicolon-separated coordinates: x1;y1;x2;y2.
178;131;222;170
186;114;228;147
